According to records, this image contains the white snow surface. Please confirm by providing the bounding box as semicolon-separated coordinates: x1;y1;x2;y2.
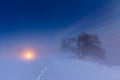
40;58;120;80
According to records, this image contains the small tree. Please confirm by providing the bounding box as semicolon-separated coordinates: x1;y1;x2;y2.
61;32;106;60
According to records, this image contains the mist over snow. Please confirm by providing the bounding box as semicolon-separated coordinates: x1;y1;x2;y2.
37;54;120;80
0;0;120;80
57;1;120;66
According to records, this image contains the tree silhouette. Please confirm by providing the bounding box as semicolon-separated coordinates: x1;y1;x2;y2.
61;32;106;60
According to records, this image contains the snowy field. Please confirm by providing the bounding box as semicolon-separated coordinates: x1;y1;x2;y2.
37;56;120;80
1;53;120;80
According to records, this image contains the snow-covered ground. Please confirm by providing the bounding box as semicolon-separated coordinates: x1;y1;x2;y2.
39;56;120;80
1;53;120;80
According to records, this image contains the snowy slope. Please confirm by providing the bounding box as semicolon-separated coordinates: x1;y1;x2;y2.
40;59;120;80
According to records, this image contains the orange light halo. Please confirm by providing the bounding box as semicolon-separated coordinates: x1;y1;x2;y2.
22;49;36;60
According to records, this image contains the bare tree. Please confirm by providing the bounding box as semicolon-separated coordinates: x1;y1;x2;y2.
61;32;106;60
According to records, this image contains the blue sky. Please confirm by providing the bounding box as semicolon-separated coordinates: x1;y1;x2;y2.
0;0;114;55
0;0;112;34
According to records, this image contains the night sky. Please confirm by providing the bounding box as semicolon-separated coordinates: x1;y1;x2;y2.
0;0;120;80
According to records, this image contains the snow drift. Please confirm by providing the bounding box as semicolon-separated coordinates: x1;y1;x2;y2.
40;59;120;80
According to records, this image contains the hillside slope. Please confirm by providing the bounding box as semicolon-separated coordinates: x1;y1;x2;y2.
40;59;120;80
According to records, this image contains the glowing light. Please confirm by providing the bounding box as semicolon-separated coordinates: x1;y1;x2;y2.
21;49;36;60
